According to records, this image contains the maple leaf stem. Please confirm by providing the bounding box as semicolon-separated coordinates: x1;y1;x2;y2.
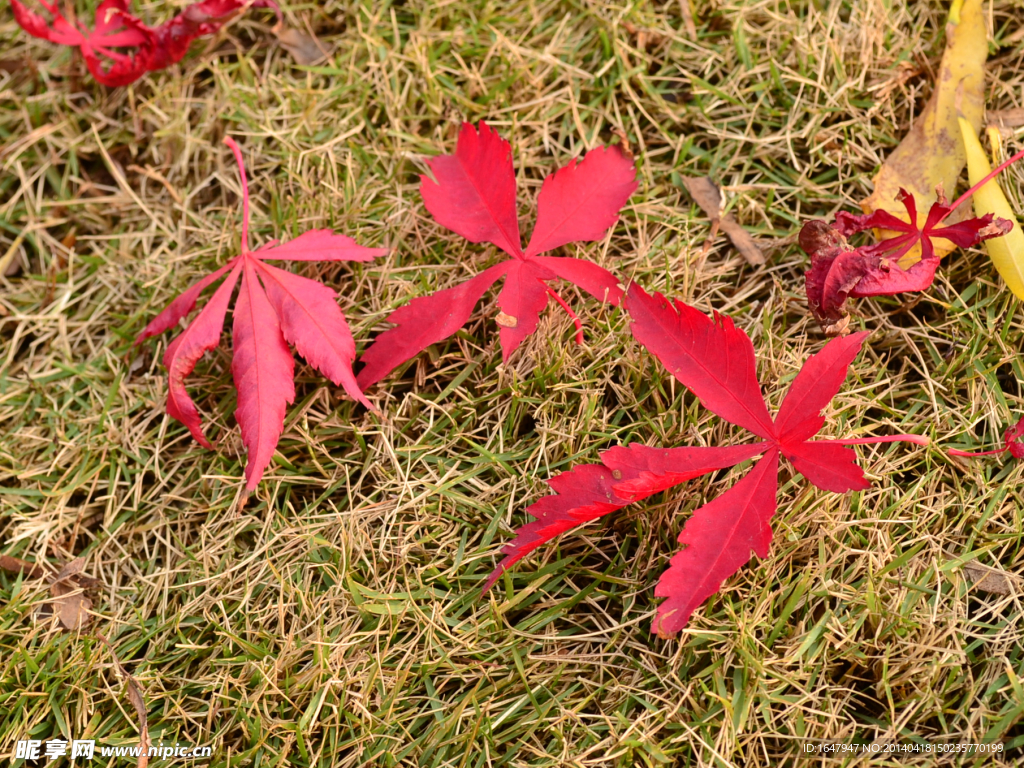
945;147;1024;219
544;284;584;345
831;434;931;446
947;447;1006;457
223;136;251;253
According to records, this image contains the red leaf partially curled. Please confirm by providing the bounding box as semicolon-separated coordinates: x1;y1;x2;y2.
136;137;385;489
802;189;1012;333
485;283;928;636
11;0;281;86
358;121;637;388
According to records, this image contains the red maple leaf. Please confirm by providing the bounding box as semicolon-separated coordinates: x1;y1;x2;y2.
11;0;280;87
801;143;1024;334
357;121;638;388
801;188;1012;331
948;415;1024;460
135;137;387;489
483;283;929;637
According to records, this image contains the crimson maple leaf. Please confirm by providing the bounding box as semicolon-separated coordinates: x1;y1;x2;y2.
135;137;387;489
802;189;1011;332
11;0;280;87
357;121;637;388
802;168;1021;333
483;283;929;637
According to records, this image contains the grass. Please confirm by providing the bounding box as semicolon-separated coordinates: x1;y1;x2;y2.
2;0;1024;765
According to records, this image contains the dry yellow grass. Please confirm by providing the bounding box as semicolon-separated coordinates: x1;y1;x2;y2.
2;0;1024;765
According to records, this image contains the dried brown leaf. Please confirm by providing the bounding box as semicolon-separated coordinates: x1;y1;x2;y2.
0;554;48;578
719;218;765;266
49;558;92;630
964;563;1016;596
681;176;765;265
274;25;328;66
680;175;722;216
987;108;1024;129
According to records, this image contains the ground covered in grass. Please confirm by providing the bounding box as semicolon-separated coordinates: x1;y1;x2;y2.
2;0;1024;765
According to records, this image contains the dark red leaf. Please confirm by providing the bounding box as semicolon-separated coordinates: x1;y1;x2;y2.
948;415;1024;460
1007;418;1024;459
803;189;1012;333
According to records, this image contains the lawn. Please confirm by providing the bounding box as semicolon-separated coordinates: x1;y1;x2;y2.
2;0;1024;765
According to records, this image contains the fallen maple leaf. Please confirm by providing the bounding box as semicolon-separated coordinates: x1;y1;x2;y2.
801;178;1017;333
11;0;281;86
357;121;637;388
135;137;386;489
484;283;928;637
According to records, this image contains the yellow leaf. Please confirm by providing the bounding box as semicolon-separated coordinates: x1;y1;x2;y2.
861;0;986;264
958;114;1024;300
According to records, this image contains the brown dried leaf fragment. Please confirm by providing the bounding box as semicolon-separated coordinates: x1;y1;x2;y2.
987;108;1024;129
681;176;765;265
0;554;47;578
963;563;1016;596
49;557;93;630
273;24;329;66
495;311;518;328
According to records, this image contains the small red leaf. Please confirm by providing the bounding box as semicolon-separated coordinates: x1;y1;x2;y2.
803;189;1012;332
1007;418;1024;459
653;450;779;637
524;145;638;258
136;137;380;489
